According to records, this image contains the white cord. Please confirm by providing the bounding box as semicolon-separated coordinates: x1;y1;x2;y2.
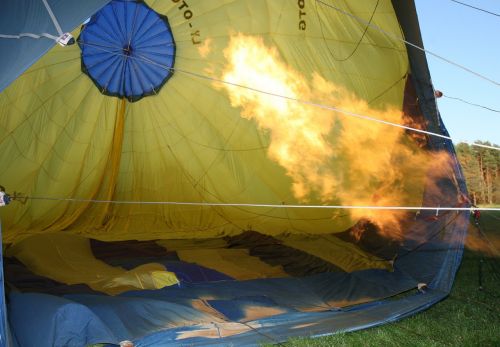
41;0;64;37
172;66;500;152
0;33;58;41
0;0;67;43
79;41;500;153
94;42;500;151
24;196;500;211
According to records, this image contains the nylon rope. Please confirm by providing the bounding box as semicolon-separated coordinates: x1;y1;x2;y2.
442;95;500;113
77;40;500;153
17;195;500;212
0;33;58;41
41;0;64;36
315;0;500;87
170;66;498;152
0;0;64;42
450;0;500;17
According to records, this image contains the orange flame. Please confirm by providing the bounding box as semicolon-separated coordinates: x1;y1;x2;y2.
220;34;454;240
221;35;336;201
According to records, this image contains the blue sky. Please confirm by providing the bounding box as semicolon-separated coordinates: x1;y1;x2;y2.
414;0;499;145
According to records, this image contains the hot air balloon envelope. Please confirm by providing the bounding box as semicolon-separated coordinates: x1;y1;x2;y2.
0;1;469;346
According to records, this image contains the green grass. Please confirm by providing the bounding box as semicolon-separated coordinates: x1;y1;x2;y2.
276;211;500;347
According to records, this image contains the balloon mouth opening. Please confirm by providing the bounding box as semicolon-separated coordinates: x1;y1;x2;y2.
78;0;176;102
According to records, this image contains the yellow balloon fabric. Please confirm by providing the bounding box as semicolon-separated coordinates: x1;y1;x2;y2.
5;233;179;295
0;0;427;265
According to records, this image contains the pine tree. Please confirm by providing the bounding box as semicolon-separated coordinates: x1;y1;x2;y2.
456;141;500;205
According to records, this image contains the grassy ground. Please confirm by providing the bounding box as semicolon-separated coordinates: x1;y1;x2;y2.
278;210;500;347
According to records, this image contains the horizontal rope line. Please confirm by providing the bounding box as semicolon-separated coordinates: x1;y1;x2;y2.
22;196;500;211
0;32;58;41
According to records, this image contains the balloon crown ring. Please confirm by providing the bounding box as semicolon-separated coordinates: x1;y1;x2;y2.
78;0;176;102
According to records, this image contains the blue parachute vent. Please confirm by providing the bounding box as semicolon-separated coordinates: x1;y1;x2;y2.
78;0;175;102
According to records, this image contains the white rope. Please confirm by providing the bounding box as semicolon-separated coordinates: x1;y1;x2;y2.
0;33;58;41
23;196;500;211
41;0;64;36
77;41;500;153
458;141;499;151
315;0;500;87
0;0;66;43
173;67;500;152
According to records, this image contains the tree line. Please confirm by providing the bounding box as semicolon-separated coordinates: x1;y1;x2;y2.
455;141;499;205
